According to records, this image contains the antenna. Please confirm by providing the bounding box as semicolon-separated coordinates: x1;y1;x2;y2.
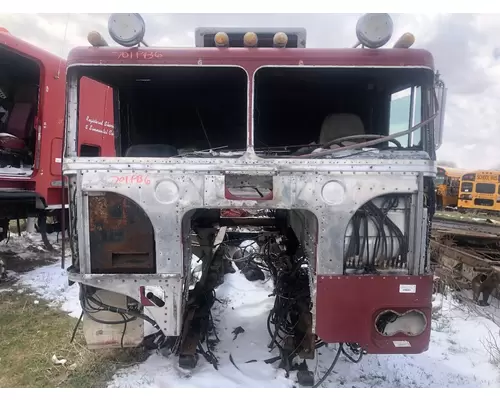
56;13;70;79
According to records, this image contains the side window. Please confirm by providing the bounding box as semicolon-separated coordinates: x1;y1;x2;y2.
461;182;473;193
476;183;496;194
80;144;101;157
388;86;422;148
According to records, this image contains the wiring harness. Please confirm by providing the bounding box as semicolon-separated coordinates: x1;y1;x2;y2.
344;195;407;273
72;283;164;349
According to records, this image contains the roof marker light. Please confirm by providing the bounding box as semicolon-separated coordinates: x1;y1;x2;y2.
214;31;229;47
393;32;415;49
87;31;108;47
273;32;288;48
355;13;394;49
243;32;258;47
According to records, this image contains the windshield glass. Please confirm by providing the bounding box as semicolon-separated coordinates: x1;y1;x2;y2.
252;67;433;158
77;66;248;157
461;182;473;193
476;183;496;194
435;175;445;185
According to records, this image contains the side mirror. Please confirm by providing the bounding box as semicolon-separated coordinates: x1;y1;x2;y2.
434;73;447;150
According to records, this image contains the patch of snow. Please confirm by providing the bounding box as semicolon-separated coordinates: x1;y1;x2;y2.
452;290;500;327
108;273;500;388
109;271;286;388
5;270;18;279
189;255;203;291
15;258;81;318
0;165;33;177
8;235;500;387
0;287;13;293
1;231;66;262
239;240;259;254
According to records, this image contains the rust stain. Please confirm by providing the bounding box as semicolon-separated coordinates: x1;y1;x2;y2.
89;194;128;231
88;193;155;274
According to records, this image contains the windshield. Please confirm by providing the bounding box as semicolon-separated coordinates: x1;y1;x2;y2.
435;176;445;185
253;67;434;159
76;66;248;158
461;182;473;193
71;65;435;159
476;183;496;194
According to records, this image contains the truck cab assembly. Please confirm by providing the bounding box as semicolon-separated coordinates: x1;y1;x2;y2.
62;13;447;385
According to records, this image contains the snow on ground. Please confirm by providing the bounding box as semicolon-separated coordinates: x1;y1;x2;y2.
1;231;63;259
4;244;500;388
107;274;500;388
15;258;81;318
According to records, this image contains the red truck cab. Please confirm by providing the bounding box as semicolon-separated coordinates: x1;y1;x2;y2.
0;28;114;241
62;14;448;384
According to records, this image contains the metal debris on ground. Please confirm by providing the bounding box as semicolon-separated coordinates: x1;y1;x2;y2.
232;326;245;340
51;355;67;365
431;220;500;306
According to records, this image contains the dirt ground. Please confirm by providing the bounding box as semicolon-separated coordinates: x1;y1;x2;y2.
0;235;147;388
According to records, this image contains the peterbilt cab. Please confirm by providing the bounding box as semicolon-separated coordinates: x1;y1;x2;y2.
62;13;446;384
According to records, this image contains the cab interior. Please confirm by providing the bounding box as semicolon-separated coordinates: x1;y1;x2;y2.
77;65;433;158
0;45;40;175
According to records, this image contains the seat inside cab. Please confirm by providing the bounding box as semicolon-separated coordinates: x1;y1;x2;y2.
0;45;39;175
319;113;366;146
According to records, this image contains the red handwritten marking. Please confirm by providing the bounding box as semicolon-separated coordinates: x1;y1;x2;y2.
112;175;151;185
117;51;163;60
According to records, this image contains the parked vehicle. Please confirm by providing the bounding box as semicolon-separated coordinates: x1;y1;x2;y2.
0;27;114;245
62;13;446;385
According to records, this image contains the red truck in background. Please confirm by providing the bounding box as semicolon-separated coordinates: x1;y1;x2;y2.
0;27;114;245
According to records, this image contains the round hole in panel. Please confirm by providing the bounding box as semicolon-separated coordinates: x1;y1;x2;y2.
154;180;180;204
321;180;346;206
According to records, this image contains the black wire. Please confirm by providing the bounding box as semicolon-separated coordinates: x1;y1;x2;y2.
87;293;159;329
266;253;312;358
313;344;343;388
70;311;83;343
209;311;219;342
197;342;218;370
80;292;137;325
344;197;407;272
120;314;128;348
79;284;160;331
341;344;364;363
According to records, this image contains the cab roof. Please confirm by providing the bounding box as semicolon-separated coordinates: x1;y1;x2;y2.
66;46;435;71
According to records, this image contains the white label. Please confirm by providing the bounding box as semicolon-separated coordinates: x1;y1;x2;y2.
393;340;411;348
399;284;416;293
55;158;61;163
84;115;115;136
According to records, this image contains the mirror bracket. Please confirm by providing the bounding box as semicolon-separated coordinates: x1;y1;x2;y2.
434;70;447;150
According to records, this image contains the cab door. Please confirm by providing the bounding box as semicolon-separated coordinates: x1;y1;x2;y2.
78;76;115;157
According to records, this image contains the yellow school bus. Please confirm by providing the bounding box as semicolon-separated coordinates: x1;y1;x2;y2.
436;166;468;210
458;170;500;213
